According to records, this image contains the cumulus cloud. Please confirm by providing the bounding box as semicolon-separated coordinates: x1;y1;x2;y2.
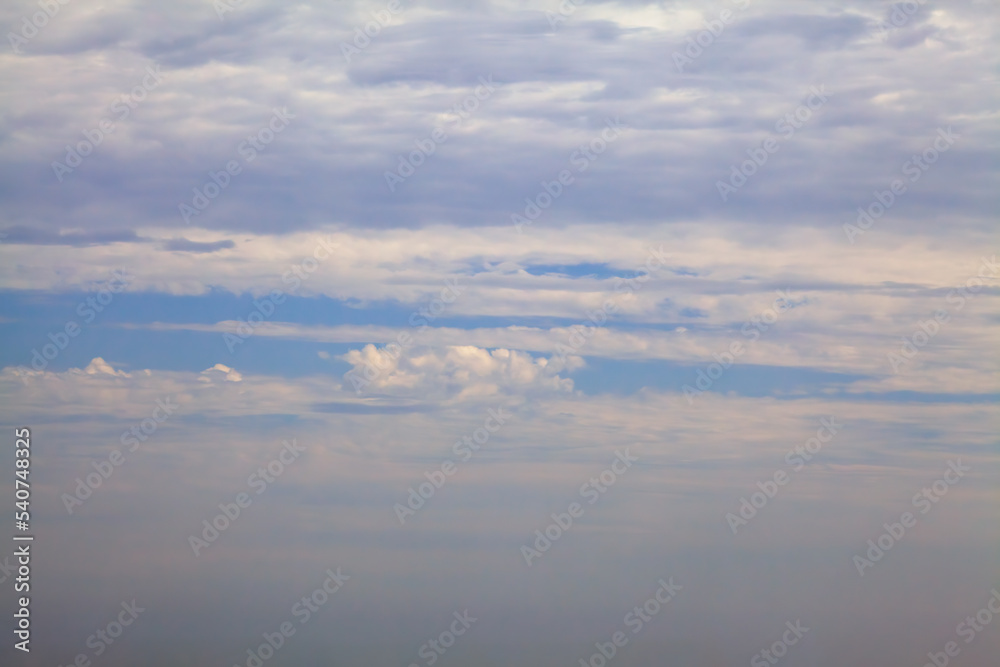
200;362;243;382
84;356;131;377
342;344;582;400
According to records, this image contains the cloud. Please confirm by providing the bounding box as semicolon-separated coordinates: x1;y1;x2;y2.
342;344;582;400
0;1;993;235
84;356;131;377
200;362;243;382
1;2;998;664
0;225;146;246
160;237;235;253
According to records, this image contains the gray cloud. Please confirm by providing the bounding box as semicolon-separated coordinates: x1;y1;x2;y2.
0;225;145;246
0;0;993;236
160;237;235;252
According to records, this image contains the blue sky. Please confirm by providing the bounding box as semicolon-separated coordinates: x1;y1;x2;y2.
0;1;998;665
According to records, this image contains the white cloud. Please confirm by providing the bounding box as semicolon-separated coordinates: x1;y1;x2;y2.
343;344;581;400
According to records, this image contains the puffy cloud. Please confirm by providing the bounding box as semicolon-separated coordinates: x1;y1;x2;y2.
200;363;243;382
84;356;131;377
342;344;582;400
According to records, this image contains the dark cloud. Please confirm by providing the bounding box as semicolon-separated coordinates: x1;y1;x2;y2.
0;0;992;236
0;225;145;246
310;401;432;414
733;12;870;49
160;237;235;252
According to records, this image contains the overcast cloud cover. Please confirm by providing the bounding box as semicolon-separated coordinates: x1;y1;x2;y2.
0;0;998;665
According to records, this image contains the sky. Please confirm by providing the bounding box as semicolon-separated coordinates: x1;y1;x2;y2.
0;0;998;665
